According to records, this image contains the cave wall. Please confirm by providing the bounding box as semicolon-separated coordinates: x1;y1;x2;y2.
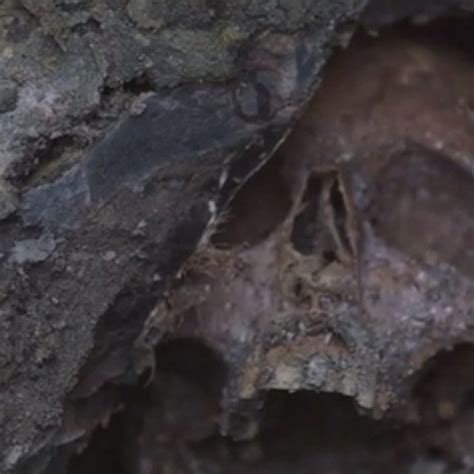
2;1;474;473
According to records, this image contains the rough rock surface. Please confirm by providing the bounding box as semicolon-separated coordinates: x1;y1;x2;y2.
171;27;474;422
4;1;474;473
0;0;369;472
98;14;474;474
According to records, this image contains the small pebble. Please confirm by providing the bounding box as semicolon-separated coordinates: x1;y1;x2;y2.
102;250;117;262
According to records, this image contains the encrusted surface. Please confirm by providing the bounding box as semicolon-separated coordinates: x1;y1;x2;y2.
0;0;367;472
143;27;474;434
4;1;474;473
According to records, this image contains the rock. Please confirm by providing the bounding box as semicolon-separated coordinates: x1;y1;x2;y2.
0;179;18;220
11;235;58;264
10;1;474;473
0;80;18;114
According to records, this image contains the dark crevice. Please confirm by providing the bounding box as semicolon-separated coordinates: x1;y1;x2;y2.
409;344;474;425
322;249;337;264
68;339;228;474
192;391;420;473
67;399;133;474
153;338;228;399
58;0;93;13
71;18;102;35
290;174;324;255
211;152;292;249
122;74;156;95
